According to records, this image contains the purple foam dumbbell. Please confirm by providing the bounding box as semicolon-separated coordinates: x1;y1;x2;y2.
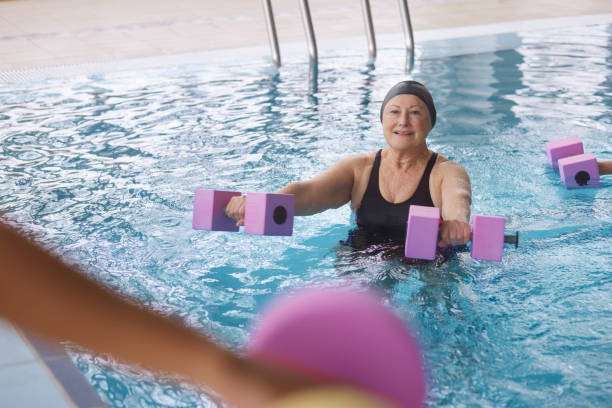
558;153;602;189
545;136;583;170
244;193;294;236
193;189;241;231
471;215;505;261
404;205;440;260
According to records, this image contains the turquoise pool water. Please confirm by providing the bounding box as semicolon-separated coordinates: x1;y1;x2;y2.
1;24;611;407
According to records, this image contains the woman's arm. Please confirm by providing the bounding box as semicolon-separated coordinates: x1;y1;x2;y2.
435;161;472;246
0;222;316;408
225;156;359;225
598;160;612;175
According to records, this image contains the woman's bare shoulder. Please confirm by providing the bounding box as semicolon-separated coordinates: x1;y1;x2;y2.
434;154;464;170
343;151;376;164
334;151;377;171
432;154;470;181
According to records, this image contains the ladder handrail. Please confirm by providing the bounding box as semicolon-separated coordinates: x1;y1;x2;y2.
262;0;281;67
262;0;415;71
361;0;376;60
398;0;416;71
299;0;318;65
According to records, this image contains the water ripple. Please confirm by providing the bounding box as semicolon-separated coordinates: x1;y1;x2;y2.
1;23;611;408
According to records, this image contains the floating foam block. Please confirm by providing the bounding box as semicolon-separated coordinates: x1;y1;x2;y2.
244;192;294;236
192;189;241;231
558;153;602;189
471;215;505;261
249;288;426;408
404;205;440;260
545;136;583;169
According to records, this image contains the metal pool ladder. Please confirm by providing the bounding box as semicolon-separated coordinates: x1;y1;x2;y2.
262;0;415;71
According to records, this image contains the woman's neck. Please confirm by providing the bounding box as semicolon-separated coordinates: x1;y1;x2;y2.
383;146;431;171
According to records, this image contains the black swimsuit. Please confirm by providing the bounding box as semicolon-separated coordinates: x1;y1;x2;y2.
340;149;463;264
355;149;438;239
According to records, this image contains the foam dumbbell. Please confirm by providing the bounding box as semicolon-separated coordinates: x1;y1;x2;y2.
192;189;294;236
404;205;517;262
471;214;513;261
193;189;242;232
249;288;425;408
243;192;294;236
404;205;440;260
557;153;602;188
544;136;603;189
545;136;583;170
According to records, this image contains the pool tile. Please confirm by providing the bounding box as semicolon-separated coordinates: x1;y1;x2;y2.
0;38;40;55
21;332;67;361
18;331;107;407
0;320;36;366
8;14;66;36
46;356;106;408
0;361;72;408
0;17;23;37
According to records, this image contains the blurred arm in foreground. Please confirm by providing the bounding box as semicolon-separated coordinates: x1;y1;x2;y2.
0;221;318;408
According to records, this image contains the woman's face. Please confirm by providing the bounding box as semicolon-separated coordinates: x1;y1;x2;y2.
382;94;431;152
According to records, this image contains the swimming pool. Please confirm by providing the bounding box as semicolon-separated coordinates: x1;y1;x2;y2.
1;22;611;407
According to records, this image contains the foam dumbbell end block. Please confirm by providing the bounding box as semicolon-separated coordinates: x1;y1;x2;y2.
249;288;426;408
192;189;241;231
404;205;440;260
244;192;294;236
558;153;602;189
545;136;583;169
471;215;505;261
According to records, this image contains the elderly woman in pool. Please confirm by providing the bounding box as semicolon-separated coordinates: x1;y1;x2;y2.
226;80;472;248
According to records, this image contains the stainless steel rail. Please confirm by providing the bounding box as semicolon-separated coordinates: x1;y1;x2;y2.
299;0;318;65
361;0;376;61
262;0;281;67
398;0;416;71
262;0;415;71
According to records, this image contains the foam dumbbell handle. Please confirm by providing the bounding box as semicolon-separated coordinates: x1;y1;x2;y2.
466;231;518;248
504;231;519;248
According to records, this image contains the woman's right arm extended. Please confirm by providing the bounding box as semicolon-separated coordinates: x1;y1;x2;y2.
225;156;359;225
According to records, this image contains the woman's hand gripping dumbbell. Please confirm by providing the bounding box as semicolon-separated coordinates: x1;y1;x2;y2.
192;190;294;236
405;205;518;262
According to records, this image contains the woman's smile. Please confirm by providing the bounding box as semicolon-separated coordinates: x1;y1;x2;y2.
393;129;414;136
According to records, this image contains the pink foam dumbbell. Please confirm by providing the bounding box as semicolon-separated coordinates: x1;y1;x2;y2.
404;205;517;262
193;190;295;236
471;215;505;261
249;288;426;408
404;205;440;260
558;153;602;189
244;192;294;236
192;189;241;231
545;136;583;169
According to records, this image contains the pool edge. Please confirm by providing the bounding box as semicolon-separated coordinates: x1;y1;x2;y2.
17;328;107;408
1;13;611;84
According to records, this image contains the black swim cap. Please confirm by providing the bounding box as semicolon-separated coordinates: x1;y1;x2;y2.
380;81;436;129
